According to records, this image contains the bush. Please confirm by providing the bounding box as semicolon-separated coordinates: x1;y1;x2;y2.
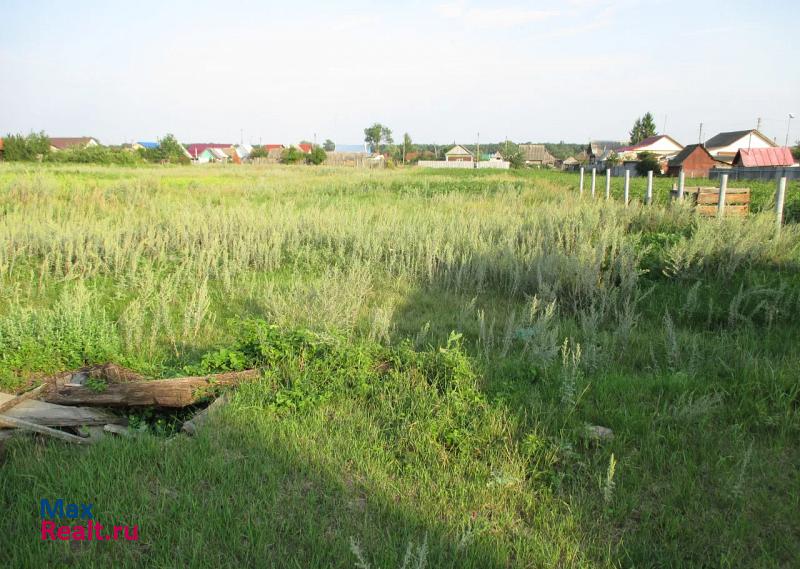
3;131;51;161
280;146;304;164
45;145;143;166
306;147;327;165
636;151;660;176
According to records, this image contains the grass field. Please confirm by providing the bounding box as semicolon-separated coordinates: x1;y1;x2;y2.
1;163;799;568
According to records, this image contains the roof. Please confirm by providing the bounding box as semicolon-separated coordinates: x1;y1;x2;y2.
667;144;716;166
262;144;284;151
49;137;98;150
589;140;624;156
0;138;3;151
519;144;555;163
137;141;159;149
704;129;777;149
445;144;473;157
298;143;313;153
616;135;682;152
562;156;579;165
733;147;795;167
186;143;233;158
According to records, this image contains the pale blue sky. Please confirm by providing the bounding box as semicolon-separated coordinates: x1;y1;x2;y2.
1;0;798;145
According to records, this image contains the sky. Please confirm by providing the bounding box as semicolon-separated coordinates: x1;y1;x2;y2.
1;0;799;146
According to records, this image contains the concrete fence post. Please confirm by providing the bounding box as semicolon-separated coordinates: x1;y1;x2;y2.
717;174;728;218
623;170;630;206
775;176;787;234
645;171;653;205
605;168;611;200
678;170;685;200
579;167;584;195
591;168;597;198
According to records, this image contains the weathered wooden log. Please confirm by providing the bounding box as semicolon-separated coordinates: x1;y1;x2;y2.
0;393;126;427
0;415;91;445
0;384;49;415
44;369;260;408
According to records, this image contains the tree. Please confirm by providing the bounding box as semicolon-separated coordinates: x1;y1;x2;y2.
792;140;800;161
306;146;327;165
280;146;303;164
3;131;50;161
249;146;270;159
323;139;335;152
364;123;393;154
630;112;658;145
606;152;621;167
498;140;524;169
636;151;660;176
401;133;414;163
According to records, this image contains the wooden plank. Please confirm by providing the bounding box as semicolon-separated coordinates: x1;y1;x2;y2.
0;415;91;445
0;384;48;415
696;192;750;205
697;205;748;217
44;369;261;408
0;393;126;428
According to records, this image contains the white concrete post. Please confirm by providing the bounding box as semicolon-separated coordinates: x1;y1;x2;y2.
717;174;728;218
646;171;653;205
591;168;596;198
623;170;630;206
579;167;584;195
775;176;787;233
678;170;685;200
605;168;611;200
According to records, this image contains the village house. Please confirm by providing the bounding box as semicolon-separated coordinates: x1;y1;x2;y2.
666;144;725;178
732;147;796;168
445;144;473;162
49;137;100;152
519;144;556;167
704;129;777;163
615;135;683;160
587;140;624;165
185;143;234;161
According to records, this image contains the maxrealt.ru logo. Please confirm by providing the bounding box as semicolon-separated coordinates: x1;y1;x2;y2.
40;499;138;542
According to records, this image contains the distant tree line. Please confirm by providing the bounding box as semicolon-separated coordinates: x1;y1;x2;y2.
1;132;190;165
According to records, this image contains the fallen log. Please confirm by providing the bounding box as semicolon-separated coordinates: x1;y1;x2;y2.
0;415;91;445
44;368;260;408
0;393;126;428
0;384;49;415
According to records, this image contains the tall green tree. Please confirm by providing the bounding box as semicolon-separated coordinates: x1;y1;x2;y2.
402;133;414;163
630;112;658;144
498;140;524;169
323;139;335;152
364;123;393;154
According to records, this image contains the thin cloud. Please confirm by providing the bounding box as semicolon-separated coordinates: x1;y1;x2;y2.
435;2;560;28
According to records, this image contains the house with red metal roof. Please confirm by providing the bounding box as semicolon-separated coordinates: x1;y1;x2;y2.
704;129;777;163
185;143;234;161
732;147;796;168
297;143;313;154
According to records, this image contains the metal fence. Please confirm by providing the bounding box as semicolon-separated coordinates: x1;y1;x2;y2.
709;167;800;181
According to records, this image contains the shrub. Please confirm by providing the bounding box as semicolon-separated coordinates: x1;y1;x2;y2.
636;151;660;176
306;146;327;165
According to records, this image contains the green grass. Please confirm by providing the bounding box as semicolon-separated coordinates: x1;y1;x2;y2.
0;163;799;567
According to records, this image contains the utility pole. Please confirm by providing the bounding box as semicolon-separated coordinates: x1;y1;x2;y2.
786;114;795;147
698;122;703;144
